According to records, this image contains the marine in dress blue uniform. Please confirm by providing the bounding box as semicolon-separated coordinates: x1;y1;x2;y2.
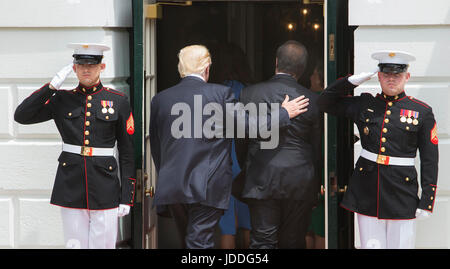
14;43;136;248
318;51;439;248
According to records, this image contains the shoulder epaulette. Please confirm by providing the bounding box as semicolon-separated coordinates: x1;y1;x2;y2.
408;96;431;109
104;87;125;97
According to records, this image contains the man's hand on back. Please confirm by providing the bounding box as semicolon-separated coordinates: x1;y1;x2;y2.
282;95;309;119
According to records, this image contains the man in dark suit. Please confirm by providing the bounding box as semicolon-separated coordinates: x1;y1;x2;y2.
237;40;322;249
149;44;309;249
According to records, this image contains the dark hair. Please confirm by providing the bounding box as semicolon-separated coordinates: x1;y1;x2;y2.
314;61;324;87
210;42;254;85
276;40;308;78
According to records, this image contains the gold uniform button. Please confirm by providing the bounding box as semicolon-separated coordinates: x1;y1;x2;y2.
359;167;363;171
87;96;93;101
406;126;410;131
85;130;90;136
405;177;410;182
84;139;90;145
68;112;72;116
428;205;432;210
366;119;370;123
109;166;113;171
380;147;386;153
62;162;67;167
430;196;434;200
381;137;387;143
384;119;389;124
85;121;90;126
432;187;436;191
87;103;92;108
386;110;392;115
388;102;393;107
86;112;91;117
82;88;86;92
105;116;110;120
383;128;388;133
93;87;97;92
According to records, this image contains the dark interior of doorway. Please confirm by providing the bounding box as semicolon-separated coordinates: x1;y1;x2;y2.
156;0;325;249
157;1;324;91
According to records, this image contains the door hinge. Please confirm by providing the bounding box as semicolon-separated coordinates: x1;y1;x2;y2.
145;1;193;19
145;4;163;19
329;34;335;62
135;169;143;203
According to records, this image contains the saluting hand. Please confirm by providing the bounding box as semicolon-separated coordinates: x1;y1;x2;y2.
50;63;74;90
282;95;309;119
348;67;380;86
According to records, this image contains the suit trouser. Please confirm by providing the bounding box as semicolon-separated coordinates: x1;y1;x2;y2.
357;214;416;249
168;203;224;249
60;207;118;249
247;199;313;249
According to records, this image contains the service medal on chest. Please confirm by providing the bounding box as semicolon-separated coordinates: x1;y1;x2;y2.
101;100;115;114
101;100;108;114
108;101;114;114
412;111;419;126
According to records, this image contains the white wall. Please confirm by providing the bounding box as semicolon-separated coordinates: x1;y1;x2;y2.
349;0;450;249
0;0;132;248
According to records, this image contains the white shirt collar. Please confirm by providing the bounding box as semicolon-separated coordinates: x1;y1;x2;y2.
186;73;205;82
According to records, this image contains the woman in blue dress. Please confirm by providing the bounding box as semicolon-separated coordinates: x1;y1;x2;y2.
210;42;254;249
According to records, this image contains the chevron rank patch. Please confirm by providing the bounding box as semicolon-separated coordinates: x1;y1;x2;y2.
431;123;438;145
127;112;135;135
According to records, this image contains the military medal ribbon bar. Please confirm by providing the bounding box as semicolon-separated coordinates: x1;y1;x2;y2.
108;101;114;114
101;100;108;114
400;109;419;125
400;109;407;123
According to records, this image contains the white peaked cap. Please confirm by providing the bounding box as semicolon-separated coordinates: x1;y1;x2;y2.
371;50;416;65
67;43;111;56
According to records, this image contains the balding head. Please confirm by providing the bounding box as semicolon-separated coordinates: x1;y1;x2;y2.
275;40;308;79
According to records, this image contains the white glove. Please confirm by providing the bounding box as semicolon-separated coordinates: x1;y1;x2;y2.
348;67;380;86
415;209;432;220
118;204;131;217
50;64;74;90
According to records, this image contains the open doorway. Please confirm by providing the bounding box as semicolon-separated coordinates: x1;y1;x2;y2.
154;0;325;249
157;1;324;88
